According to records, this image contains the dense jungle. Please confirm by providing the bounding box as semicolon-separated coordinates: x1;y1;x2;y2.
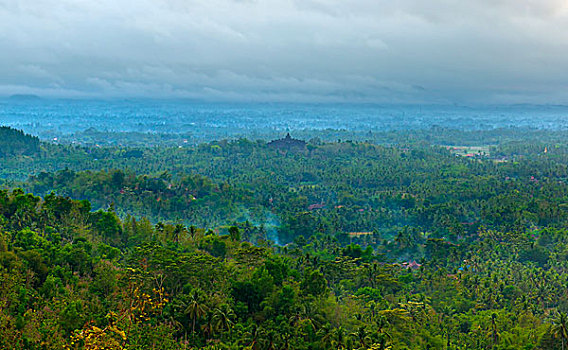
2;126;568;349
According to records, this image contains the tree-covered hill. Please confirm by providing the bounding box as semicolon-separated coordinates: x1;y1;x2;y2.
0;127;40;158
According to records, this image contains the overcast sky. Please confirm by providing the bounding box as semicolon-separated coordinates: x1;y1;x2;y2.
1;0;568;103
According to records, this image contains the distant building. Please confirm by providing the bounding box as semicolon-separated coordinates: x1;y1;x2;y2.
267;133;306;150
408;261;422;269
347;232;373;237
401;261;422;270
308;202;325;210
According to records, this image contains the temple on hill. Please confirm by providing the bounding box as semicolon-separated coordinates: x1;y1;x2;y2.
267;133;306;150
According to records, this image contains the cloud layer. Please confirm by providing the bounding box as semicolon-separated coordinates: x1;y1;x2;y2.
1;0;568;103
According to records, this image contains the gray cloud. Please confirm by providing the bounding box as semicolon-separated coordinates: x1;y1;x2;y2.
1;0;568;103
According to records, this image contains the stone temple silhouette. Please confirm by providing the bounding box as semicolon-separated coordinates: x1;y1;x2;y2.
267;133;307;150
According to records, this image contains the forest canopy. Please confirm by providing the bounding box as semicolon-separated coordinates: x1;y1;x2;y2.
1;127;568;349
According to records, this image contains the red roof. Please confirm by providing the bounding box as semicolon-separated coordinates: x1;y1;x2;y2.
407;261;422;269
308;203;325;210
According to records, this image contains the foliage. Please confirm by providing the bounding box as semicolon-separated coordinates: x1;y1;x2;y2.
2;129;568;348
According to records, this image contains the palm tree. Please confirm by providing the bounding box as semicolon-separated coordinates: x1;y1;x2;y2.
365;262;380;289
200;312;215;340
367;301;378;322
264;330;277;350
173;223;185;244
189;225;197;240
350;326;371;349
240;324;265;350
185;289;209;334
489;313;499;348
279;331;292;350
554;312;568;350
212;304;235;336
289;302;320;337
332;326;347;349
317;324;334;349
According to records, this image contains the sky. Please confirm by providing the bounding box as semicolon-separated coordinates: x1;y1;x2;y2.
1;0;568;104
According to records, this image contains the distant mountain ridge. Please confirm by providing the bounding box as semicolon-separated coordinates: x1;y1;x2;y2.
8;94;41;101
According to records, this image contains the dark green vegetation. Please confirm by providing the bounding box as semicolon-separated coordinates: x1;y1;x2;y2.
0;126;40;158
3;126;568;349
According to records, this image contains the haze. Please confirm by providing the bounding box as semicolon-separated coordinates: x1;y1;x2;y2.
2;0;568;103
